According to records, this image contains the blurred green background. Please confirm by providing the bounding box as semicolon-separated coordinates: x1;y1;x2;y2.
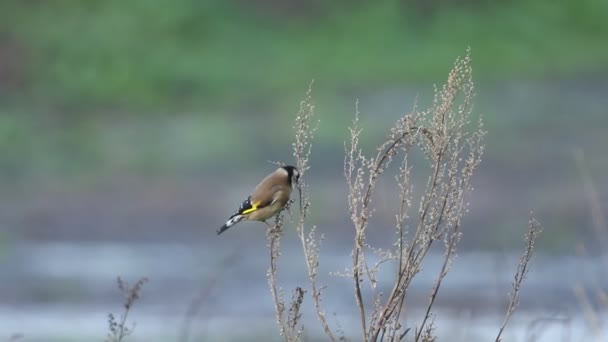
0;0;607;181
0;1;607;340
1;0;606;250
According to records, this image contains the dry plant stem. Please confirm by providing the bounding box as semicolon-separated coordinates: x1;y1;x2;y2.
386;160;413;342
296;185;336;341
374;144;444;340
415;164;472;340
286;286;306;339
343;50;485;342
267;216;290;342
345;106;368;341
495;217;541;342
106;277;148;342
349;119;420;341
293;83;338;341
376;139;447;341
420;320;437;342
414;229;457;342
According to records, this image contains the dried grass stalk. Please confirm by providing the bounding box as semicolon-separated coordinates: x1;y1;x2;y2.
495;216;541;342
106;277;148;342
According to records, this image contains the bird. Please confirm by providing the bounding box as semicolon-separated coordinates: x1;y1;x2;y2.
217;165;300;235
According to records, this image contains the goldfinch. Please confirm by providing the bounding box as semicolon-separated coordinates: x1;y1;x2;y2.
217;165;300;235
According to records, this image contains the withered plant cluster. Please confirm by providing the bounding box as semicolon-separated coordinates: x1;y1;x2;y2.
344;51;484;342
265;51;540;342
99;51;541;342
105;277;148;342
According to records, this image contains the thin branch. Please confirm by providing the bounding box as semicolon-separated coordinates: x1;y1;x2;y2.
293;82;338;341
106;277;148;342
414;222;458;342
267;216;290;342
495;216;542;342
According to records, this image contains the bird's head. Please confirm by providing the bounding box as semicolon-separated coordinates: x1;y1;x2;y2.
281;165;300;186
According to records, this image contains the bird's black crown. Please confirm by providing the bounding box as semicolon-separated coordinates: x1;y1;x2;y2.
281;165;300;185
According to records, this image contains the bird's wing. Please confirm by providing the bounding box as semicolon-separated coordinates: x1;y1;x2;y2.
234;196;272;216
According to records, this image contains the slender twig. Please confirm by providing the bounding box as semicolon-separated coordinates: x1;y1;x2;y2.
372;135;446;341
495;216;541;342
267;216;289;342
292;82;338;341
106;277;148;342
414;223;458;342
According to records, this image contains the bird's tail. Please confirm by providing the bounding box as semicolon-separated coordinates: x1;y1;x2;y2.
217;214;244;235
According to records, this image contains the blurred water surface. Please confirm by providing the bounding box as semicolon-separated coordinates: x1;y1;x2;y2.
1;241;606;341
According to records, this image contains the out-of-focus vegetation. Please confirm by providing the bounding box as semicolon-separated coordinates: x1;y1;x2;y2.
0;0;606;252
1;0;607;111
0;0;607;183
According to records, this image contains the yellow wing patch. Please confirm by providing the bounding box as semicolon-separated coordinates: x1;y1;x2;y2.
241;201;260;214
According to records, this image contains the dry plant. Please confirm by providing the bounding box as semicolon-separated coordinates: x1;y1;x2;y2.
267;213;294;341
268;212;310;342
105;277;148;342
495;216;542;342
292;82;339;341
266;50;540;342
265;83;324;342
342;50;486;342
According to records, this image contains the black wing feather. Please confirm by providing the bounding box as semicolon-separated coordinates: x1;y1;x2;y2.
231;196;274;218
234;197;253;217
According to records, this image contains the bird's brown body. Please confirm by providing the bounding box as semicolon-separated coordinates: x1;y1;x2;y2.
218;166;299;235
245;168;294;221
